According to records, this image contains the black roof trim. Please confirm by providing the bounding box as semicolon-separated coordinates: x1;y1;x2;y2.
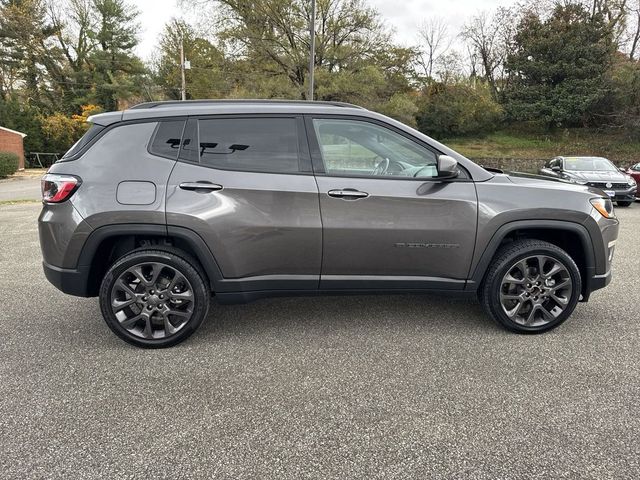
129;99;366;110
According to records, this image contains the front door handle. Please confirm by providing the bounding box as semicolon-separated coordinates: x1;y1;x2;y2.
179;182;223;192
327;188;369;200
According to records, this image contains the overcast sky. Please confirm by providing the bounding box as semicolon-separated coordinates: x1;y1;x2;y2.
134;0;514;60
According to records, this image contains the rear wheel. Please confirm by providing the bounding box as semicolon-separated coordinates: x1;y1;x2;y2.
481;240;581;333
616;201;632;207
99;249;209;348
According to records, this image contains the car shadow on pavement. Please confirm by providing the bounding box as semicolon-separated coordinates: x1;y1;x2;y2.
196;293;500;342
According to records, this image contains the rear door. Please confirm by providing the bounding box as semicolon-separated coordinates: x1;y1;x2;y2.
306;116;478;290
165;115;321;292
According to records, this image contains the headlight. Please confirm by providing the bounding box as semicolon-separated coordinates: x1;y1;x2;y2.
590;197;616;219
628;176;637;187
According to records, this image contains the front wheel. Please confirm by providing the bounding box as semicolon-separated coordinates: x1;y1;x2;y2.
99;249;210;348
481;240;581;333
616;201;632;207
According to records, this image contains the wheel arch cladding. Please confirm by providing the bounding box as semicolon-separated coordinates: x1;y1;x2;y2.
78;224;223;296
470;220;595;296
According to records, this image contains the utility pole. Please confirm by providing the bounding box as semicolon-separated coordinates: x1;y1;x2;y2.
308;0;316;101
180;32;186;101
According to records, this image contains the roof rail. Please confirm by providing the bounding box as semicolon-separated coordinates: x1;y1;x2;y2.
129;99;365;110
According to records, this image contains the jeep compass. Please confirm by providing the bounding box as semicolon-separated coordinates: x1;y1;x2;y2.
39;100;619;348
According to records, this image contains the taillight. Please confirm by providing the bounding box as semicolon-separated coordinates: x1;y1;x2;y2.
41;174;81;203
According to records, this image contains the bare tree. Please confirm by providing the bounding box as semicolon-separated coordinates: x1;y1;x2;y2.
416;18;451;83
626;0;640;58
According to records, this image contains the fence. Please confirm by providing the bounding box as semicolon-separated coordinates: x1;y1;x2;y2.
27;152;63;168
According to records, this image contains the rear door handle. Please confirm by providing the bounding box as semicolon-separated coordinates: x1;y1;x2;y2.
327;189;369;199
179;182;223;192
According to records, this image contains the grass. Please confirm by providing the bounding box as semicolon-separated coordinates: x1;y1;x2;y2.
444;129;640;164
11;168;47;178
0;199;40;206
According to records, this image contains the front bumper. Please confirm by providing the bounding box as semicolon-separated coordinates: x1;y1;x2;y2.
581;268;611;301
610;186;637;202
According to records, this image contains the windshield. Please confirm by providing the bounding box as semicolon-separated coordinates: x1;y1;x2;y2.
563;157;617;172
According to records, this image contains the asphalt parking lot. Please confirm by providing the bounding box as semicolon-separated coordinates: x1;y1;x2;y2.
1;202;639;479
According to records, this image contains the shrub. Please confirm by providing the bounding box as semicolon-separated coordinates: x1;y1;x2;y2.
0;151;20;178
416;82;503;138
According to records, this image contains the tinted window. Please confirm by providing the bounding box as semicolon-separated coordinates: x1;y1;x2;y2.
179;118;199;163
149;120;185;159
63;123;105;158
312;119;438;178
196;118;300;173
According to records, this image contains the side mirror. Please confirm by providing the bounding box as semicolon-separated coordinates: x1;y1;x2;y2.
437;155;459;180
619;167;626;172
551;165;562;172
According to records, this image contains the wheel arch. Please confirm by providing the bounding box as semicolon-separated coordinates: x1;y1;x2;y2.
468;220;596;298
78;224;224;296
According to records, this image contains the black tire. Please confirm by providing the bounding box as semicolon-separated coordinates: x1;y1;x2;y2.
99;248;210;348
616;201;632;207
481;239;581;334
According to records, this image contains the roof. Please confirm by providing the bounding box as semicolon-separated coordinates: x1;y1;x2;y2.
129;99;365;110
0;126;27;138
89;99;371;127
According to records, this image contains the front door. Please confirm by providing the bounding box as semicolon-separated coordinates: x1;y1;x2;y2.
307;116;478;290
166;115;322;292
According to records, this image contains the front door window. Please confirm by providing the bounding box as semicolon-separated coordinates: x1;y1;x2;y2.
312;118;438;179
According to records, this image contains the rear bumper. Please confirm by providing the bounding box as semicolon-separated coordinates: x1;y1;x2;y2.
43;261;92;297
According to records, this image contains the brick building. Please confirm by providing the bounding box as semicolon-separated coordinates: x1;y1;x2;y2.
0;126;27;170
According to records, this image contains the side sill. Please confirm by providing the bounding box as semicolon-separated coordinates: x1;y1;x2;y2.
216;288;476;305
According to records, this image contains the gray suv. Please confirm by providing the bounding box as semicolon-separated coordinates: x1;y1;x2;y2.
39;100;619;348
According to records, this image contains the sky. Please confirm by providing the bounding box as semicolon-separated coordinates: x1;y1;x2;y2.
134;0;514;60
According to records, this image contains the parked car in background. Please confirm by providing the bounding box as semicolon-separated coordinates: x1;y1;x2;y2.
624;163;640;200
539;156;637;207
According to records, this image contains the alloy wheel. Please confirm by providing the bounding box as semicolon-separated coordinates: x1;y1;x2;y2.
499;255;573;327
110;262;195;339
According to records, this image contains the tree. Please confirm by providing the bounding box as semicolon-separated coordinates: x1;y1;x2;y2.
198;0;407;99
154;20;228;100
0;0;60;107
89;0;146;110
626;0;640;59
503;3;617;128
416;82;503;137
416;18;451;85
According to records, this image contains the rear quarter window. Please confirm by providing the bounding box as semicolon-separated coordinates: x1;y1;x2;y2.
62;124;105;159
148;120;186;159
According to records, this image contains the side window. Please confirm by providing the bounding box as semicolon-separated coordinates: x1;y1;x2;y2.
194;117;300;173
63;123;105;159
149;120;185;159
179;118;199;163
312;118;438;178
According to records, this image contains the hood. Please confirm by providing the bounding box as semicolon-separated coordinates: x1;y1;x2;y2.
499;170;605;196
563;170;628;183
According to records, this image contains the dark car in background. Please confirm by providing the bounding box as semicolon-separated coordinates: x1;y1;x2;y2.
624;163;640;200
540;156;637;207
